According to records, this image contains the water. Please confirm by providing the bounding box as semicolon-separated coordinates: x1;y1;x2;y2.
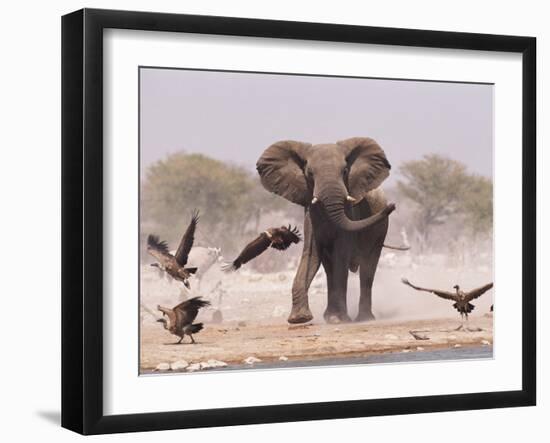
143;346;493;375
212;345;493;372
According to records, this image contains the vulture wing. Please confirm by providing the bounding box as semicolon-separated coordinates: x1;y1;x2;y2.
465;282;494;302
221;233;272;272
147;234;173;265
173;296;211;328
175;210;199;267
401;278;457;301
271;225;302;250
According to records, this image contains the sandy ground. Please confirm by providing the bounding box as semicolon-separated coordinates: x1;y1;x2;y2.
140;314;493;372
140;251;494;373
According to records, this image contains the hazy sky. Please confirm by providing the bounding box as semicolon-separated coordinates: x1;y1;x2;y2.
140;68;493;185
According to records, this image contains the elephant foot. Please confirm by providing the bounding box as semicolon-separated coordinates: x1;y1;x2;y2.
355;312;376;322
324;311;352;324
287;308;313;324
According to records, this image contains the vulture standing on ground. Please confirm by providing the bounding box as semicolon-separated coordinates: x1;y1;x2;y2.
401;278;493;329
147;210;199;289
221;225;302;272
156;296;211;344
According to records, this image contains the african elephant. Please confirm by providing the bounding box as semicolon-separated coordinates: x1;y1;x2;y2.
256;137;395;324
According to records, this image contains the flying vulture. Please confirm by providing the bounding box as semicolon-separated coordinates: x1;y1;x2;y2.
401;278;493;328
147;210;199;288
156;296;211;344
222;225;302;272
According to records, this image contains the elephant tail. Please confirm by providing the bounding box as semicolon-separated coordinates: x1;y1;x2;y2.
383;243;410;251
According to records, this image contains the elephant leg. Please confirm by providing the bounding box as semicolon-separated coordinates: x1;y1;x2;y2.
356;241;383;322
322;239;352;324
288;211;320;324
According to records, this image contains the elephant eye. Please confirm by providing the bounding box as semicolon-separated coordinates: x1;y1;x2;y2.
343;167;349;176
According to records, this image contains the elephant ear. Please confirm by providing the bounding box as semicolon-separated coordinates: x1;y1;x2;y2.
256;140;312;206
337;137;391;202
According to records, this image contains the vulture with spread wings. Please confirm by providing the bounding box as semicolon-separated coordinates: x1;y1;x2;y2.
156;296;211;344
222;225;302;272
147;210;199;288
401;278;493;325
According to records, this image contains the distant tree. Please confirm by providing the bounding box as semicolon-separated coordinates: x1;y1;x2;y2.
141;152;298;264
397;154;493;250
461;174;493;237
397;154;468;244
244;176;294;233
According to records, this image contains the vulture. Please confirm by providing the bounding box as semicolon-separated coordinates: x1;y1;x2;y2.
147;210;199;288
222;225;302;272
156;296;211;344
401;278;493;328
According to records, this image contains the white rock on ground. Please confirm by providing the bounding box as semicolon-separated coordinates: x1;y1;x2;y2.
186;363;201;372
170;360;189;371
384;334;399;340
454;344;462;348
207;359;228;368
481;340;491;346
244;356;262;365
198;360;228;370
416;347;425;351
279;356;289;361
199;361;212;370
155;363;171;371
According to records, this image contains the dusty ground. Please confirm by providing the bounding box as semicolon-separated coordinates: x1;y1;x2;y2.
140;251;494;373
140;314;493;372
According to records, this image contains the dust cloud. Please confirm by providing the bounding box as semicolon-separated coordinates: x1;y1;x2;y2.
140;231;493;326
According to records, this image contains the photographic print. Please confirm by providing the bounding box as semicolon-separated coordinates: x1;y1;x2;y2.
62;10;535;433
138;67;494;375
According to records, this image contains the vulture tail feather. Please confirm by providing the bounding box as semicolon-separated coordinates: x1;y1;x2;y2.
188;323;204;334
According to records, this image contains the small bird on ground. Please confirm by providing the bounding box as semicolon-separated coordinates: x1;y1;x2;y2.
222;225;302;272
401;278;493;331
156;296;211;344
147;210;199;288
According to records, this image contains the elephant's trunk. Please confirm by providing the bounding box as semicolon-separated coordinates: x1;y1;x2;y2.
316;182;394;232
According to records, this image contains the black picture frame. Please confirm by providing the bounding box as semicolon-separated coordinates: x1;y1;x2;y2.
61;8;536;435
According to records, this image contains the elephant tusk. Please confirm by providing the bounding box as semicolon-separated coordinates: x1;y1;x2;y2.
346;195;357;203
311;197;319;204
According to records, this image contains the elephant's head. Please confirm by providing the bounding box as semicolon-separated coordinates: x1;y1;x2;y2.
256;137;395;232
